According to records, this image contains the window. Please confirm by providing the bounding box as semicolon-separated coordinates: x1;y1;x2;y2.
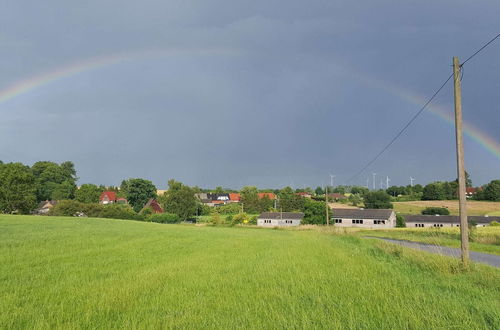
374;220;385;225
415;223;424;227
334;219;342;223
285;220;292;224
352;219;364;224
264;219;272;224
433;224;443;227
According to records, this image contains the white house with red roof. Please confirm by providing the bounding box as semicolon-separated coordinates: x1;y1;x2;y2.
100;191;117;204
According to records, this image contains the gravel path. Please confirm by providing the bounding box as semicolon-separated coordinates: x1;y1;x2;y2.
366;236;500;268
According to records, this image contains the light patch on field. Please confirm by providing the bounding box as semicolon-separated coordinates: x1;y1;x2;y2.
393;200;500;216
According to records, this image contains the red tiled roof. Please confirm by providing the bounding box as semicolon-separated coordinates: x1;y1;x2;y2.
229;193;241;201
100;191;117;201
144;199;163;213
258;193;276;200
466;187;478;194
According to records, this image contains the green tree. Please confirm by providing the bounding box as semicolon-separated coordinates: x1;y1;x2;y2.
348;194;362;206
124;178;157;212
75;184;104;203
258;195;274;213
302;199;326;224
422;183;445;200
363;191;393;209
483;180;500;201
163;179;198;221
0;162;37;213
31;161;77;201
240;186;260;213
315;186;324;195
51;180;76;200
213;186;225;194
351;186;369;195
396;214;406;228
278;187;305;212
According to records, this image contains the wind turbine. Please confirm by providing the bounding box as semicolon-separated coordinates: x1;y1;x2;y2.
410;177;415;187
329;173;336;188
386;176;391;189
372;173;377;190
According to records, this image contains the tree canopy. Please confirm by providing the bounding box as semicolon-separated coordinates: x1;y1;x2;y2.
31;161;77;201
123;178;157;212
0;162;37;213
363;191;393;209
162;179;198;221
75;184;104;203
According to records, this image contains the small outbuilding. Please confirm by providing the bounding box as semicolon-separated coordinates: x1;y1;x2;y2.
34;200;58;215
143;199;164;214
404;215;499;228
331;208;396;228
257;212;304;227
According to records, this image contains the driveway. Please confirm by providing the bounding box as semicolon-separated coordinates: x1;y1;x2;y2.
366;237;500;268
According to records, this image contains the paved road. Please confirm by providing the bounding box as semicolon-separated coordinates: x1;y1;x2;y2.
366;237;500;268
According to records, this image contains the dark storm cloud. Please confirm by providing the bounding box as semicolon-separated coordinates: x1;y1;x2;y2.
0;0;499;188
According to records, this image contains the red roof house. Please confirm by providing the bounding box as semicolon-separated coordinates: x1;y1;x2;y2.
229;193;241;202
258;193;277;200
144;199;164;213
100;191;117;204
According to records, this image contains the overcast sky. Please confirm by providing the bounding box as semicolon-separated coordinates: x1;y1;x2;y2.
1;1;499;189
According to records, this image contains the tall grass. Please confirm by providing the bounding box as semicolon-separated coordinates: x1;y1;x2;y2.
1;215;499;329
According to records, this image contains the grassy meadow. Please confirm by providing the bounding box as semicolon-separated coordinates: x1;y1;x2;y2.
393;200;500;216
1;215;499;329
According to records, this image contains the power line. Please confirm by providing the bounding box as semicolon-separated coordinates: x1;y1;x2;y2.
460;33;500;67
345;33;500;185
345;73;453;184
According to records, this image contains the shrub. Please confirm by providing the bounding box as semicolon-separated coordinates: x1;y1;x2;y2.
98;204;144;221
490;221;500;227
140;207;155;217
216;203;242;215
210;212;224;225
49;200;85;216
225;215;233;223
421;207;450;215
396;214;406;228
232;213;249;225
148;213;181;224
249;215;258;225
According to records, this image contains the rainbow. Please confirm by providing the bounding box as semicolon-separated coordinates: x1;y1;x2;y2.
0;49;498;160
340;62;500;160
0;48;239;105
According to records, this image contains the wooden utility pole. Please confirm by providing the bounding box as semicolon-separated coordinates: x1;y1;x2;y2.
453;56;469;265
325;186;329;225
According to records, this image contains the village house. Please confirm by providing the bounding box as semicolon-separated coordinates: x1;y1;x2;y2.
331;208;396;228
143;199;164;214
404;215;499;228
34;200;57;215
257;212;304;227
99;191;117;204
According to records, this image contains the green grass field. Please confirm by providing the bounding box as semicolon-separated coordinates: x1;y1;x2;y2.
393;200;500;216
1;215;499;329
353;226;500;255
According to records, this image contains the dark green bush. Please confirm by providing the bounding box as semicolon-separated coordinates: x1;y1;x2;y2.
49;200;143;221
421;207;450;215
148;213;181;224
48;200;84;217
99;204;144;221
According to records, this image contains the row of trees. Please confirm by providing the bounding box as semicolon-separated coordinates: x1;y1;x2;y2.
0;161;77;213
